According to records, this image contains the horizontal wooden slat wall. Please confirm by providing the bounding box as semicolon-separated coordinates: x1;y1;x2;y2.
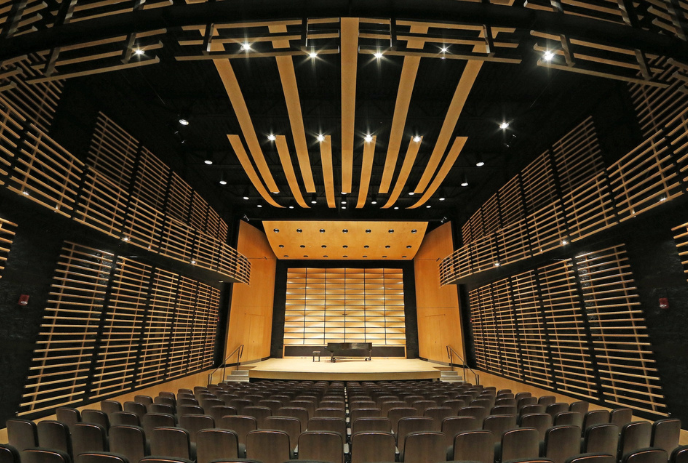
20;241;222;415
443;106;688;285
671;221;688;283
283;267;406;346
0;217;17;278
0;98;24;185
469;242;667;416
21;242;114;415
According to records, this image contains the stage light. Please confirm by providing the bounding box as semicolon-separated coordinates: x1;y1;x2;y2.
499;121;509;129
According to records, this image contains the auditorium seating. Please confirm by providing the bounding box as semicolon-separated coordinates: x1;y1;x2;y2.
4;379;683;463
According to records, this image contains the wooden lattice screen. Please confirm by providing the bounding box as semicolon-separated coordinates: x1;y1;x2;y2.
671;220;688;284
21;241;222;414
469;243;667;415
0;217;18;278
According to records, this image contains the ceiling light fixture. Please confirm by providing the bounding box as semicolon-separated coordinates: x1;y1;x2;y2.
134;49;145;56
499;121;510;130
257;204;262;208
413;135;422;143
543;50;555;61
364;134;373;143
204;160;213;165
320;229;325;233
408;192;415;196
289;205;294;209
371;195;378;205
179;117;189;126
476;154;485;167
343;229;348;233
374;51;383;59
439;197;446;201
241;42;251;51
296;229;302;233
219;173;227;186
394;206;399;210
562;240;569;245
441;46;448;53
426;205;431;208
366;230;371;233
268;134;276;141
309;51;318;59
494;262;501;267
311;194;317;205
461;175;469;187
389;229;394;233
317;134;325;142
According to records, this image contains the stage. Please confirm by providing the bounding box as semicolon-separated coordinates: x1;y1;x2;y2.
245;358;442;381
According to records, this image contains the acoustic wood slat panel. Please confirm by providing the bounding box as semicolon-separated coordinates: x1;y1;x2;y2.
74;167;129;238
481;193;501;235
203;285;220;368
124;197;164;252
469;288;487;371
470;234;499;272
607;133;683;221
91;257;151;398
137;268;177;387
275;135;309;208
0;217;18;278
188;281;208;371
409;136;467;208
87;112;137;189
167;276;196;378
563;171;617;242
218;242;251;284
20;242;114;415
538;259;598;399
356;135;376;208
574;244;667;415
9;126;84;217
189;191;209;231
227;134;282;208
382;137;422;208
496;218;531;265
461;220;473;245
553;116;605;195
320;135;336;208
492;278;522;380
522;150;558;213
340;17;359;194
134;147;169;212
527;199;567;255
671;220;688;283
0;96;24;185
525;0;625;24
512;270;553;388
469;208;485;244
664;106;688;184
205;206;222;241
167;172;193;223
283;268;406;346
159;217;195;264
478;285;502;374
498;174;525;227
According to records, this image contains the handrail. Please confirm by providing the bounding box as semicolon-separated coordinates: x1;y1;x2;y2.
207;344;244;385
446;345;480;385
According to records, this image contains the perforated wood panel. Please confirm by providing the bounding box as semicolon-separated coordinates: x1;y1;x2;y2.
469;243;667;416
283;268;406;346
574;245;666;414
0;217;18;278
671;220;688;283
21;242;114;415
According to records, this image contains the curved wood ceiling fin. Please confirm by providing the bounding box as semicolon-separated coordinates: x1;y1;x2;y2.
275;135;309;208
340;17;359;194
413;60;482;194
409;136;467;209
356;135;376;208
227;134;283;208
382;136;422;209
213;58;280;194
320;135;336;208
270;24;316;193
378;25;426;194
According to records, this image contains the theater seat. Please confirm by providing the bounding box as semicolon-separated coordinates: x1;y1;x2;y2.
76;452;129;463
399;431;444;463
350;431;395;463
108;425;147;463
23;449;71;463
624;449;669;463
0;444;21;463
7;419;39;453
195;429;240;463
298;431;344;463
71;424;108;458
246;430;292;463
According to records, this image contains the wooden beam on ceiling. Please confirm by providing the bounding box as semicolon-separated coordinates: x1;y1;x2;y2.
356;135;376;208
270;24;316;194
275;135;309;208
340;17;359;194
213;56;280;194
413;61;482;194
382;136;422;209
320;135;336;208
227;134;283;208
409;136;467;209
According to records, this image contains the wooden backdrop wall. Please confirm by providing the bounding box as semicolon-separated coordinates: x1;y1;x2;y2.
414;222;464;363
226;221;276;362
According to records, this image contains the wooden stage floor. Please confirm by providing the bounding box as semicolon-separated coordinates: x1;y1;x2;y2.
246;358;442;381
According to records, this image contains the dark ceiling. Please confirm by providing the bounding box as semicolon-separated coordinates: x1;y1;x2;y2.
51;18;620;229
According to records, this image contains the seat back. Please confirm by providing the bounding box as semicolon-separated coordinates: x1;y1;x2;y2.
140;457;193;463
518;397;538;410
521;405;547;417
350;432;395;463
411;400;438;415
246;430;291;463
611;409;634;428
149;404;175;415
0;444;20;463
142;413;176;437
584;410;610;431
22;449;70;463
195;429;239;463
515;392;532;401
387;407;417;434
671;447;688;463
483;414;518;444
624;449;669;463
458;406;488;423
570;402;590;415
134;395;154;407
443;400;467;414
584;424;620;455
100;401;122;416
72;424;107;458
80;411;109;432
258;400;283;414
6;419;38;452
178;414;215;443
242;406;271;428
56;409;81;433
555;412;584;427
543;425;582;463
567;455;616;463
276;407;309;430
396;417;435;447
155;397;176;407
520;413;554;442
150;427;192;460
501;428;540;462
109;425;147;463
620;422;653;458
218;415;257;447
547;403;570;419
298;431;344;463
492;406;518;416
441;416;481;449
424;407;452;429
350;408;381;422
263;416;301;450
110;412;139;427
177;405;203;417
37;421;72;456
652;419;681;456
351;417;391;434
306;417;344;436
76;452;128;463
453;430;495;463
401;432;444;463
381;401;407;416
539;396;557;406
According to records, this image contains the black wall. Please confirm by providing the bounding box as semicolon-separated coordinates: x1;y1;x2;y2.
270;260;419;359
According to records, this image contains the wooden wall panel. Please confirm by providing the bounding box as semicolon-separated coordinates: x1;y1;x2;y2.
414;222;463;363
226;221;276;362
0;217;17;278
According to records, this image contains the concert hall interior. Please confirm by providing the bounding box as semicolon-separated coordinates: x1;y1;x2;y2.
1;1;688;462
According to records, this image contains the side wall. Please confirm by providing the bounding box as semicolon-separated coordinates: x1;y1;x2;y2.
226;222;276;362
414;222;464;362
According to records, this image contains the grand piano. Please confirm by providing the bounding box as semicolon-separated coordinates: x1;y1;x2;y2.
326;342;373;362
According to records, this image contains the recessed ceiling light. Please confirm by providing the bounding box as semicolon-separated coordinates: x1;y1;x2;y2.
389;230;394;233
364;134;373;143
134;49;145;56
406;245;412;248
322;245;327;248
365;229;371;233
371;199;377;205
268;134;276;141
364;245;369;249
341;200;347;204
242;195;249;199
385;245;390;248
476;161;485;167
241;42;251;50
279;245;284;248
300;245;305;248
343;229;348;233
408;192;415;196
179;118;189;126
317;134;325;142
204;160;213;165
289;205;294;209
499;122;509;130
413;135;421;143
274;229;279;233
394;206;399;210
543;50;555;61
411;229;417;233
309;51;318;58
296;229;302;233
220;179;228;185
343;245;348;248
374;51;383;59
311;199;317;204
426;205;431;208
320;229;325;233
342;206;347;209
439;197;445;201
257;204;262;208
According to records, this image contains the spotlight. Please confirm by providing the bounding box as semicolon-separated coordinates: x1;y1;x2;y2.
562;240;569;245
122;236;129;242
311;194;317;205
441;47;448;53
364;134;373;143
426;205;431;208
494;262;501;267
204;160;213;165
268;134;276;141
461;175;469;187
179;117;190;126
241;42;251;51
499;121;510;130
408;192;415;196
134;49;145;56
476;154;485;167
543;50;555;61
309;51;318;58
439;197;446;201
219;174;227;186
374;52;383;59
413;135;421;143
440;216;448;224
317;134;325;142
